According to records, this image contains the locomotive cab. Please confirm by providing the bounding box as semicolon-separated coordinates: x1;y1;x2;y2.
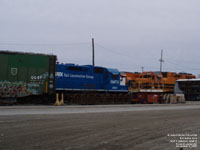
105;68;128;92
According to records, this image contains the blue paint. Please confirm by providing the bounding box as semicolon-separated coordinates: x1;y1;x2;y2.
56;64;128;92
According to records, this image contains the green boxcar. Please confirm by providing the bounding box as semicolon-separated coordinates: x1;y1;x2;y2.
0;51;56;102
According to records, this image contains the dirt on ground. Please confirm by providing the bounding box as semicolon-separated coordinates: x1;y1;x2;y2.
0;105;200;150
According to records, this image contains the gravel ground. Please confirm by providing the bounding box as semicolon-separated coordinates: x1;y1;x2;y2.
0;104;200;150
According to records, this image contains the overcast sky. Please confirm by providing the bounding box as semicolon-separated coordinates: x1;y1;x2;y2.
0;0;200;75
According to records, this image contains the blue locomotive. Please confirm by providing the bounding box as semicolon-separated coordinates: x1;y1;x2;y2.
56;63;128;92
55;63;129;104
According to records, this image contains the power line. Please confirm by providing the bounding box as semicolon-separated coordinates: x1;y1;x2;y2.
165;60;185;69
165;56;200;65
0;42;90;46
95;43;127;57
95;43;159;60
165;60;200;70
2;41;198;73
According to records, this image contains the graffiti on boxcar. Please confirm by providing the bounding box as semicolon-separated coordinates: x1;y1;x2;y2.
0;81;41;98
27;83;40;95
0;72;50;98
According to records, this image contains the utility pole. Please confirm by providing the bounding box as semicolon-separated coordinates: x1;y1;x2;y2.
92;38;95;66
159;49;164;73
141;67;144;73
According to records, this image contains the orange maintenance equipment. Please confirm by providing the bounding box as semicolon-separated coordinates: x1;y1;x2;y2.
128;71;195;93
123;71;196;103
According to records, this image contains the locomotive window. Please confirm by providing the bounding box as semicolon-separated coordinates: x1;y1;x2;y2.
67;66;89;72
162;72;168;78
144;75;151;78
175;75;181;78
82;68;89;72
112;75;118;79
68;66;82;71
94;67;104;74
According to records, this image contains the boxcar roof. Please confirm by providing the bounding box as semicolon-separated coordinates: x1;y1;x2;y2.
0;50;56;57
